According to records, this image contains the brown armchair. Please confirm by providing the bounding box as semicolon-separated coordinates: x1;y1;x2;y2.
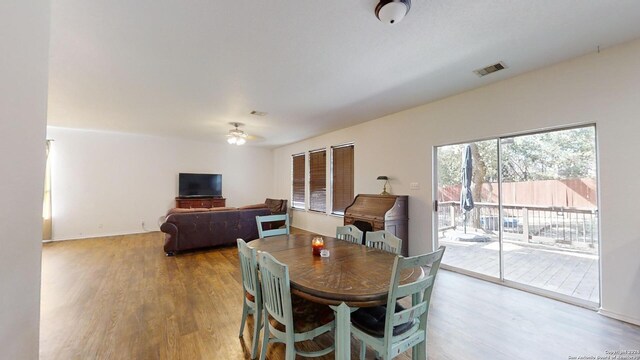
264;198;288;229
265;198;287;214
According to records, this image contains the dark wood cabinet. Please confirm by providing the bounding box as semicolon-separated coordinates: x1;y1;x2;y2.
175;197;226;209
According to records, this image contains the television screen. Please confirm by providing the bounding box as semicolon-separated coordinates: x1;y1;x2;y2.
178;173;222;198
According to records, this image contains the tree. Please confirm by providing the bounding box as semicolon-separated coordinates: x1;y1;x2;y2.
437;127;596;188
500;127;596;181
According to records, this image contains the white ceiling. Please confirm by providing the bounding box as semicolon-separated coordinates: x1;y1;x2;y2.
48;1;640;147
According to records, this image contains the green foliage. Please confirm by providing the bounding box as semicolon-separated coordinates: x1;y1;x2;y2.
437;127;596;186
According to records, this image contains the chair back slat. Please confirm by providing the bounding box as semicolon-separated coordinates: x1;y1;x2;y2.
383;246;446;343
237;239;259;299
336;225;364;244
392;302;427;326
256;214;290;238
395;274;434;299
258;251;293;327
365;230;402;255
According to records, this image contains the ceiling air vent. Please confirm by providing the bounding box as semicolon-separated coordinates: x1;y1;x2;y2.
250;110;268;116
474;62;507;77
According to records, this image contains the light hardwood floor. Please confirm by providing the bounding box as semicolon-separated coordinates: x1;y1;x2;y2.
40;231;640;359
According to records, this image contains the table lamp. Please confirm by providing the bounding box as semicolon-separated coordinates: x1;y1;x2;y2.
377;176;390;195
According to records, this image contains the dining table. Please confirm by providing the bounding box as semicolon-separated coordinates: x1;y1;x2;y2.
247;233;424;360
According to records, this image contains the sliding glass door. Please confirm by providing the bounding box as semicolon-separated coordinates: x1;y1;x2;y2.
435;139;500;278
435;126;599;305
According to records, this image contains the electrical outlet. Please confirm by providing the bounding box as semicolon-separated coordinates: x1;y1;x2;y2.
141;221;145;228
410;182;420;190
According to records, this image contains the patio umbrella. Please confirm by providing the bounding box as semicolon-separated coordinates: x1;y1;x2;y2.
460;144;474;233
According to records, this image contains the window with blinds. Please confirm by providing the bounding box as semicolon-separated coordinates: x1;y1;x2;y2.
291;153;305;209
309;149;327;212
331;144;354;215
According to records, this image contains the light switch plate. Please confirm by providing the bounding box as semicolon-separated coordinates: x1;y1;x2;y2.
410;182;420;190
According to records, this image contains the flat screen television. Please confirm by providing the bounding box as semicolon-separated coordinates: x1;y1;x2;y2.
178;173;222;198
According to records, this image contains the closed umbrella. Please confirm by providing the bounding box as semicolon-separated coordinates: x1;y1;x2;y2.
460;144;474;233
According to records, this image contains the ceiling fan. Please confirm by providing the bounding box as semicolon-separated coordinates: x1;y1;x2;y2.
226;122;249;145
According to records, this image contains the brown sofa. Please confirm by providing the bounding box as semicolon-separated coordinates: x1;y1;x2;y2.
160;199;288;255
160;206;271;255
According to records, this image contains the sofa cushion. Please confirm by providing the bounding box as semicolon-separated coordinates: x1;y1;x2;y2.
166;207;210;215
351;303;416;338
209;207;237;211
238;203;268;210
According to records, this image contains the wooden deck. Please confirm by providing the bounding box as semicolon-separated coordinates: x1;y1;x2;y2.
440;231;599;303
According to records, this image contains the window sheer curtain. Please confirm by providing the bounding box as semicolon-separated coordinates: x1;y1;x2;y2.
42;140;52;240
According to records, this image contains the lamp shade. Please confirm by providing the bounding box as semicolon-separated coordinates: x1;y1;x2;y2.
377;176;389;180
375;0;411;25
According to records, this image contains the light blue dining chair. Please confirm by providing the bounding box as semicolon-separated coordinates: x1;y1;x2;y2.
350;246;446;360
336;225;364;245
365;230;402;255
237;238;262;359
257;251;335;360
256;214;290;238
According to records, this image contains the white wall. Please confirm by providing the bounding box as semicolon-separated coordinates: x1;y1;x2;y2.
273;38;640;325
47;127;274;240
0;0;49;358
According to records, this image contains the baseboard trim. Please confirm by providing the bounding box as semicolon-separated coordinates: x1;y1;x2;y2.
599;308;640;326
45;230;159;242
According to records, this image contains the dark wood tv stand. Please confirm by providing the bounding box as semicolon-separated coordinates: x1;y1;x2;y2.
175;197;226;209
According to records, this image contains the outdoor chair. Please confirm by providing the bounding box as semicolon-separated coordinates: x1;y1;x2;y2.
336;225;364;245
257;252;335;360
256;214;290;238
351;246;446;360
365;230;402;255
237;239;263;359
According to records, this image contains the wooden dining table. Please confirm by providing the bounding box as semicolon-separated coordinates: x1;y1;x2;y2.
247;233;423;360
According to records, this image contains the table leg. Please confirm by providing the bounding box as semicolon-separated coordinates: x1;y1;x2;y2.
331;302;351;360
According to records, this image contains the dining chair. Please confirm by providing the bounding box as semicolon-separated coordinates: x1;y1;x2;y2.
350;246;446;360
365;230;402;255
237;238;262;359
336;225;364;245
256;214;290;238
257;251;335;360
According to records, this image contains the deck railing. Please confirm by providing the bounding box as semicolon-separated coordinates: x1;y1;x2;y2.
437;201;598;249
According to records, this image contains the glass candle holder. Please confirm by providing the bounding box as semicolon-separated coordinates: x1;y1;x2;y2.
311;237;324;256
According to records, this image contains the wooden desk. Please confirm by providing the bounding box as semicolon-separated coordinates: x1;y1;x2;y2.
248;234;423;360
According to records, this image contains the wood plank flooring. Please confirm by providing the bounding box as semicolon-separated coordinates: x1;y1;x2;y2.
41;232;640;359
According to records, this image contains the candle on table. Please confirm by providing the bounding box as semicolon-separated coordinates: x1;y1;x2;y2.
311;237;324;256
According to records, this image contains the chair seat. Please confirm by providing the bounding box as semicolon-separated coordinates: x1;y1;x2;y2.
269;294;335;333
245;291;255;303
351;303;416;338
